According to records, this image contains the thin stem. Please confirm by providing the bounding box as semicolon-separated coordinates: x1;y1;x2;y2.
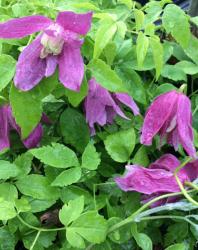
16;214;66;232
30;231;41;250
185;181;198;191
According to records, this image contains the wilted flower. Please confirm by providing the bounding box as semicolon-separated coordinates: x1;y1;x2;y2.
84;78;140;134
0;12;92;91
140;90;196;157
0;105;48;151
115;154;198;206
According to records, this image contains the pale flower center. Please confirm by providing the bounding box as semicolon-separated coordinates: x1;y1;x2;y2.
40;24;65;59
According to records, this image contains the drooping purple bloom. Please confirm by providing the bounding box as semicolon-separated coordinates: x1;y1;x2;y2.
140;90;196;158
84;78;140;134
115;154;198;206
0;105;47;151
0;12;92;91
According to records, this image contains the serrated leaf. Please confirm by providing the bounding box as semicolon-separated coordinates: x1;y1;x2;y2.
104;128;136;163
66;228;86;249
150;36;164;79
175;61;198;75
162;4;190;48
94;17;117;59
0;200;16;220
10;73;58;138
131;223;152;250
0;183;18;202
16;174;60;200
81;143;100;170
59;196;84;226
0;160;19;180
136;32;149;67
88;59;127;93
30;143;79;168
14;152;33;177
60;108;90;153
0;54;16;91
132;146;149;167
161;64;187;82
51;167;81;187
67;211;107;246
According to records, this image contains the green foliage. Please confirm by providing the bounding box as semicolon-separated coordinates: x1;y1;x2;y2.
104;128;136;162
0;1;198;249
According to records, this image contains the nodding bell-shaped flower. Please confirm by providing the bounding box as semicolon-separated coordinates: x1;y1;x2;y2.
140;90;196;158
0;105;48;151
0;12;92;91
115;154;198;207
84;78;140;134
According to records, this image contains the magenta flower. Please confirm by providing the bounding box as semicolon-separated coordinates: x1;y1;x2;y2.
140;90;196;157
0;105;47;151
0;12;92;91
115;154;198;206
84;78;140;134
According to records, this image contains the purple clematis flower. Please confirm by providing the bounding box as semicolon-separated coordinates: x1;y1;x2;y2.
115;154;198;207
0;12;92;91
84;78;140;134
0;105;47;151
140;90;196;158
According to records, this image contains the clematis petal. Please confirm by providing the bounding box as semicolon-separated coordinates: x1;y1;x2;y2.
0;16;52;39
58;44;84;91
115;165;187;194
183;159;198;181
149;154;180;172
140;91;178;145
177;94;196;157
0;106;10;151
45;55;58;77
14;36;46;91
22;124;43;148
114;93;140;116
56;11;92;35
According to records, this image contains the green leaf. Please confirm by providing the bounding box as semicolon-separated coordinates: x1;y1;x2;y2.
104;128;136;162
60;108;90;153
184;34;198;64
10;73;58;138
115;66;147;105
0;160;19;180
161;64;187;82
132;146;149;167
162;4;190;48
136;32;149;67
65;77;88;107
30;143;79;168
118;0;132;8
131;223;152;250
81;142;101;170
150;36;164;79
103;41;117;65
16;174;60;200
51;167;81;187
134;9;145;31
66;228;86;249
59;196;84;226
0;200;16;220
15;197;31;213
67;211;107;246
175;61;198;75
88;59;127;93
94;17;117;59
0;54;16;91
165;243;186;250
154;83;177;97
14;152;33;177
0;183;18;202
191;16;198;26
0;228;15;250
